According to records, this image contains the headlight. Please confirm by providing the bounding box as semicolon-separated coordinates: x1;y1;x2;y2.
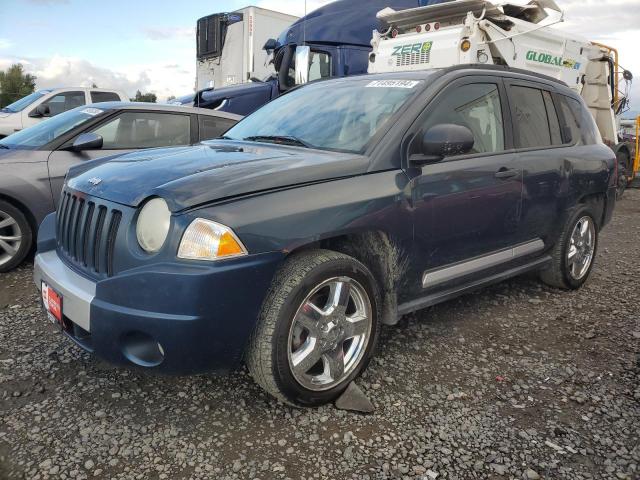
178;218;247;261
136;198;171;253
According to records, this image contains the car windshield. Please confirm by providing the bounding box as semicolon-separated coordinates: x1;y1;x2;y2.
0;106;107;148
225;78;425;153
1;90;49;113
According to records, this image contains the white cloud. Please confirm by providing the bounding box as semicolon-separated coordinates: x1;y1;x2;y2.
0;39;12;50
0;55;195;102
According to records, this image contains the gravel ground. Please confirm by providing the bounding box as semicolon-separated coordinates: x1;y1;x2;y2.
1;191;639;480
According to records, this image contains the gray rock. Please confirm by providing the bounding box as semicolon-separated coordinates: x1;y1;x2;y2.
335;382;375;413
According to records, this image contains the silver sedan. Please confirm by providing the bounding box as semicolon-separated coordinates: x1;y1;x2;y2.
0;102;241;272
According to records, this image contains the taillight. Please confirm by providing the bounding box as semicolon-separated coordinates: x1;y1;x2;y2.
434;22;441;30
391;29;399;38
416;25;422;33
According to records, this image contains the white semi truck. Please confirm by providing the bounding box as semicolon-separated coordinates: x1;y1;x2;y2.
196;6;298;91
368;0;636;194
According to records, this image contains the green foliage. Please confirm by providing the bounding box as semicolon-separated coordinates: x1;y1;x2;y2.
131;90;157;103
0;64;37;108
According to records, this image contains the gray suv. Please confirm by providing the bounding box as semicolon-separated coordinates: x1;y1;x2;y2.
0;102;241;272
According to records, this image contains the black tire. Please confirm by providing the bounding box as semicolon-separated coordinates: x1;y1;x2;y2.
246;249;381;407
539;205;599;290
0;200;32;273
616;151;631;200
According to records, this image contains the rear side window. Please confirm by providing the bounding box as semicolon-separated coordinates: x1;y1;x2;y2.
543;91;562;145
199;115;236;141
41;91;86;116
91;92;121;103
510;86;554;148
557;95;600;145
422;83;505;154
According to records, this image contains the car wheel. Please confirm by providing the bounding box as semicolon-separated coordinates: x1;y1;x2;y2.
0;200;32;273
540;206;598;290
616;151;631;200
247;250;380;407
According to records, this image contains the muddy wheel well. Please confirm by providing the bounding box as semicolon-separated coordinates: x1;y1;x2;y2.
311;232;408;326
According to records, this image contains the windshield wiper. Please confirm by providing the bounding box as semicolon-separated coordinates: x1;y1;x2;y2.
243;135;312;148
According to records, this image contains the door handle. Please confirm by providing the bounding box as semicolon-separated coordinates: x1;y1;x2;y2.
494;168;519;180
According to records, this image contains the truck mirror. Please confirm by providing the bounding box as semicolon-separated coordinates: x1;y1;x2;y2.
294;46;311;85
263;38;278;52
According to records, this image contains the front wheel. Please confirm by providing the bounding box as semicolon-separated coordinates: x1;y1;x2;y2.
246;250;380;407
540;206;598;290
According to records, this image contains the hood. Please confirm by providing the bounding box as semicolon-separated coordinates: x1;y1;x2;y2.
66;141;369;212
0;110;13;119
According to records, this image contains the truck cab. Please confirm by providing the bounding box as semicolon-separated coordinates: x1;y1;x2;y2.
197;0;443;115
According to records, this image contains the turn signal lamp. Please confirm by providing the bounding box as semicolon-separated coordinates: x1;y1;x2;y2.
178;219;247;261
461;39;472;52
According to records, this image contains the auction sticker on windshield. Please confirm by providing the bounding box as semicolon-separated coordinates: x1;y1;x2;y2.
81;108;103;116
366;80;420;89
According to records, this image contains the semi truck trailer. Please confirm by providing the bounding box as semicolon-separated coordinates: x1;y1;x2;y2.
195;7;298;92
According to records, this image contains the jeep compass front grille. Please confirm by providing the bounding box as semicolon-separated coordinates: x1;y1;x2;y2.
56;190;122;277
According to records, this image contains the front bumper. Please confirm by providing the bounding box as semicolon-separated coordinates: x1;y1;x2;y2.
34;214;283;374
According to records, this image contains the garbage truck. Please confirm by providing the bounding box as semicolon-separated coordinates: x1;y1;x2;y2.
367;0;635;196
193;0;447;115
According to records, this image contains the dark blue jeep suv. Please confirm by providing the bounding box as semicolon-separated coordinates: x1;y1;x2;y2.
34;66;617;406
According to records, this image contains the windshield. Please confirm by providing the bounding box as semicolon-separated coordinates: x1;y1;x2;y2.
1;90;49;113
225;78;424;153
0;106;107;148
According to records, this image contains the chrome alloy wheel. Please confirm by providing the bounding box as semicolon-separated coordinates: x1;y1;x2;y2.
0;210;22;268
288;277;372;391
567;216;596;281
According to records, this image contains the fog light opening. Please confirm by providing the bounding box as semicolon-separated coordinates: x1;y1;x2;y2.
121;331;165;368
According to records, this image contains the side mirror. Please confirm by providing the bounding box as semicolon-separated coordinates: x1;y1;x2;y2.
263;38;278;52
294;45;311;85
70;132;103;152
29;104;51;118
412;124;475;165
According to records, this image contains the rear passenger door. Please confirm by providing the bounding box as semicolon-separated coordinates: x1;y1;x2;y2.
505;80;567;246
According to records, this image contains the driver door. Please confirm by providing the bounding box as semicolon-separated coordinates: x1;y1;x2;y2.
405;76;524;299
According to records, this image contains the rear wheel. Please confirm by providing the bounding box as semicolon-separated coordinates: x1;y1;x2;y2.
540;206;598;290
246;250;380;407
616;151;631;199
0;200;32;273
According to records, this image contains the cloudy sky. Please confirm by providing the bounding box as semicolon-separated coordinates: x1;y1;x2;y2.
0;0;638;109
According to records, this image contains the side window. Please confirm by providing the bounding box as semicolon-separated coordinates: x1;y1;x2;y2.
542;91;562;145
91;112;191;149
41;91;86;116
199;116;236;141
308;52;332;82
91;92;121;103
558;95;600;145
286;51;332;88
422;83;505;154
510;86;552;148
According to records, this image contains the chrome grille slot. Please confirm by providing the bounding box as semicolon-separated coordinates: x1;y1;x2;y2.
56;190;123;277
93;206;107;274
